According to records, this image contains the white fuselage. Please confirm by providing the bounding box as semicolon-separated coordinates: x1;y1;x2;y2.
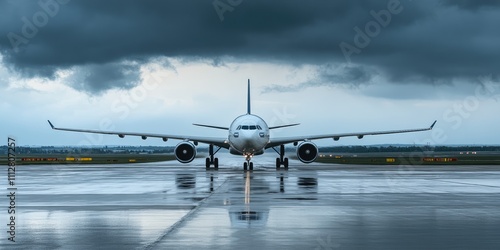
228;114;270;157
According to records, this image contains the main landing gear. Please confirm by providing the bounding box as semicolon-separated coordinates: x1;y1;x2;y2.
206;144;221;170
274;145;289;170
243;155;254;171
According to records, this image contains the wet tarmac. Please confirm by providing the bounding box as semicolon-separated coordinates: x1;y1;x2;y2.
3;154;500;249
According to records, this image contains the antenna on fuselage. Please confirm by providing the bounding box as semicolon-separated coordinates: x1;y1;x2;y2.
247;79;251;114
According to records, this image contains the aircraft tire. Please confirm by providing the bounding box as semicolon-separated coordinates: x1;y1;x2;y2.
205;158;210;169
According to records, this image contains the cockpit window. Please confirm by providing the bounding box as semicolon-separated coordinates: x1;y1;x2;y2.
237;125;262;130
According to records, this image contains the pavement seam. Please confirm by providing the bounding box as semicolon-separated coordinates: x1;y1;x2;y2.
143;177;230;250
424;178;500;188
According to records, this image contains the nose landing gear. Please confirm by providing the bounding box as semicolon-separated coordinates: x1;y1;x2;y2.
243;155;254;171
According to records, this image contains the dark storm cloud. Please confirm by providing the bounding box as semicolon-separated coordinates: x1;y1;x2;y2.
0;0;499;93
66;61;141;94
262;65;376;93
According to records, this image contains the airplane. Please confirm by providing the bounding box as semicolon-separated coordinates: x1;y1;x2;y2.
48;80;437;171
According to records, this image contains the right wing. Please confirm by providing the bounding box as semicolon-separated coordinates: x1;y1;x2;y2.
48;120;230;149
266;120;437;148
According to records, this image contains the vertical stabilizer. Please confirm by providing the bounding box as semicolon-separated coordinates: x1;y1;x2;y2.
247;79;251;114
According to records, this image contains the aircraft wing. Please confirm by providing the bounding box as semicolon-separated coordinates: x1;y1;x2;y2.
266;120;437;149
47;120;230;149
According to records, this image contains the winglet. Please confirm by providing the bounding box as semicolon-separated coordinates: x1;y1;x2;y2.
47;120;55;129
247;79;251;114
430;120;437;129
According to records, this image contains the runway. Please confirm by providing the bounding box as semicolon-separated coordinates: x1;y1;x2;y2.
3;154;500;249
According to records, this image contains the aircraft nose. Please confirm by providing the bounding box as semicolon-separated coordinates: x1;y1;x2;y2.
239;132;258;147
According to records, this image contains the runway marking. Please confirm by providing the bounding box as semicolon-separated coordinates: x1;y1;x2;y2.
143;177;230;250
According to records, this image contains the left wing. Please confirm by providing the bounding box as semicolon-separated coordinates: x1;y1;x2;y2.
48;120;230;149
266;120;437;148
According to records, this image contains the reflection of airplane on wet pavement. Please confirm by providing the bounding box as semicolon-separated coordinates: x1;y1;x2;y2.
204;171;319;228
48;80;436;170
227;172;270;228
173;170;319;228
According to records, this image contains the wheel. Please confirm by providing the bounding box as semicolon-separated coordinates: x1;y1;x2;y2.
276;158;281;169
214;158;219;169
205;157;210;169
249;162;254;171
243;162;248;171
284;158;289;169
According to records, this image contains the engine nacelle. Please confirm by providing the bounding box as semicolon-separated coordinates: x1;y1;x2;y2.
175;142;196;163
296;141;318;163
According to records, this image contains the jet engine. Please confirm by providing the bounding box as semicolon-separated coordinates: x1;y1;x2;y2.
296;142;318;163
175;142;196;163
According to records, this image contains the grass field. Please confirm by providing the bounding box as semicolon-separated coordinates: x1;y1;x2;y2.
0;154;177;165
4;152;500;166
315;153;500;165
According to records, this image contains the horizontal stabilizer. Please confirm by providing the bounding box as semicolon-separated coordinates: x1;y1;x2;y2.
193;123;229;130
269;123;300;130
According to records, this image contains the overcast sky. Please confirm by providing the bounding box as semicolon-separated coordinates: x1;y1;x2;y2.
1;0;500;147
